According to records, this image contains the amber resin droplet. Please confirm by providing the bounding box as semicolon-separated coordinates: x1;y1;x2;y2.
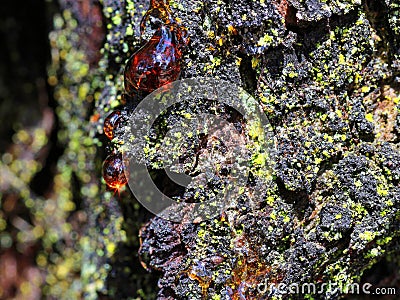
140;0;175;40
124;25;182;94
103;110;123;140
102;153;128;189
140;0;189;45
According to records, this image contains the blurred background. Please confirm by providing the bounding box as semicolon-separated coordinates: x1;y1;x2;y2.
0;1;63;298
0;1;112;298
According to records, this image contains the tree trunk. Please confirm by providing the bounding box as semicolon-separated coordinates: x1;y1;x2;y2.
1;0;399;299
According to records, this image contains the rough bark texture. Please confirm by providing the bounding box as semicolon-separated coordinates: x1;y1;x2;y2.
1;0;400;299
98;0;400;299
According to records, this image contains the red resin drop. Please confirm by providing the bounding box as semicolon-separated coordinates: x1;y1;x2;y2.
102;153;128;189
124;25;182;94
140;0;189;45
140;0;175;39
103;110;124;140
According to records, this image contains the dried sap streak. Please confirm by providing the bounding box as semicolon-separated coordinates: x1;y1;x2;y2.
124;0;188;95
